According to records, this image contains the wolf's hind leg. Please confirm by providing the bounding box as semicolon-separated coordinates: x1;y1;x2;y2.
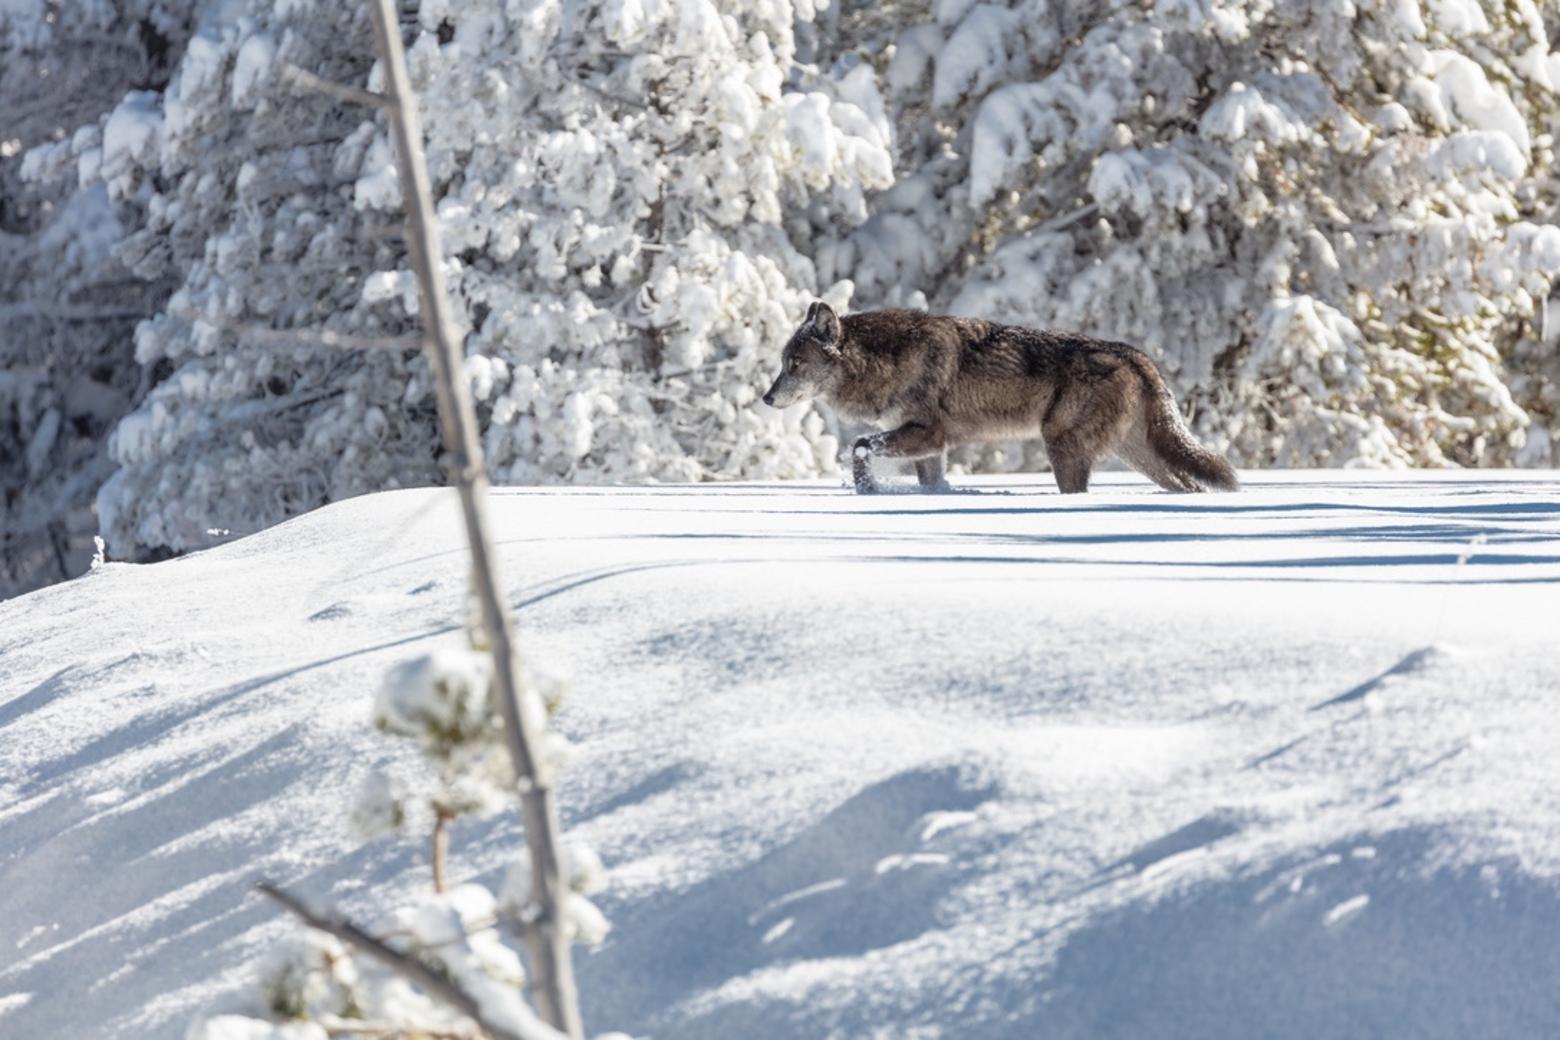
1042;375;1135;494
1047;441;1093;493
914;453;949;492
1043;422;1107;494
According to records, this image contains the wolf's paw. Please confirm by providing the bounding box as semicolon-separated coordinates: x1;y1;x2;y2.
919;479;953;495
852;437;878;494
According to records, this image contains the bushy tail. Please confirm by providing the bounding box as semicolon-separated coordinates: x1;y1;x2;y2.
1141;372;1239;492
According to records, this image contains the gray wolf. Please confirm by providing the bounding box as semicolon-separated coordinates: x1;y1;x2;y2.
762;302;1239;494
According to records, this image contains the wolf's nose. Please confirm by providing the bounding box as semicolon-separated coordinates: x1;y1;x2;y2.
762;392;775;406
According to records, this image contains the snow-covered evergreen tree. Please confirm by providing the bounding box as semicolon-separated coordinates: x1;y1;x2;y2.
42;0;891;563
823;0;1560;468
388;0;893;485
0;0;196;595
33;2;450;560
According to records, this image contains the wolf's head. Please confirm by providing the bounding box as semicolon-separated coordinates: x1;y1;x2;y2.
763;301;843;408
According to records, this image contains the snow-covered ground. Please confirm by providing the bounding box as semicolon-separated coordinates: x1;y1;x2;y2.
2;471;1559;1038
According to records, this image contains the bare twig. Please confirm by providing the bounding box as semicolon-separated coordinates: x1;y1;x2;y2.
1035;201;1100;235
230;324;420;352
254;882;551;1040
432;808;453;894
364;2;585;1036
568;75;648;111
658;359;735;382
318;1015;478;1039
282;63;391;109
163;303;418;352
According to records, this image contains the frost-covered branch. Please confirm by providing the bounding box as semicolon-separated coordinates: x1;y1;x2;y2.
234;323;419;353
254;882;560;1040
282;62;391;110
160;302;418;353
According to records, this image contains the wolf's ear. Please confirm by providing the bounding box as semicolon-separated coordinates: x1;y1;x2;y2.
812;301;842;346
804;302;819;324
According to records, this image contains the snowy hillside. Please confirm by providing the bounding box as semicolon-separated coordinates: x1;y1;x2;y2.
10;0;1560;604
2;471;1559;1038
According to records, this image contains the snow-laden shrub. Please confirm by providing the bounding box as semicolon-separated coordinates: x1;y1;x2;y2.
822;0;1560;468
189;630;608;1038
198;883;565;1039
354;644;573;864
503;839;611;947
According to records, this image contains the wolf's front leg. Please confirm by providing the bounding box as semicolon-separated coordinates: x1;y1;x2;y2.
852;424;946;495
852;440;879;494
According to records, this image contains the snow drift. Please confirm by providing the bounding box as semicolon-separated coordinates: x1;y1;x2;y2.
1;471;1559;1037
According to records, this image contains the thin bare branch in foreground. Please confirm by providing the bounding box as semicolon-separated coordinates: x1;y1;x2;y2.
363;0;586;1035
255;882;548;1040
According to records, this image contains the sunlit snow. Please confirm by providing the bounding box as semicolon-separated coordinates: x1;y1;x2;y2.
2;471;1558;1038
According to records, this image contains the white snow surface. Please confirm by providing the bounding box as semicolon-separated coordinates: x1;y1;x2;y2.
2;471;1559;1038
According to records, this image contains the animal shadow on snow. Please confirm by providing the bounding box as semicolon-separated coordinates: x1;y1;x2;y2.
578;762;997;1035
1036;827;1560;1040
